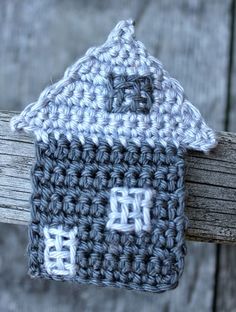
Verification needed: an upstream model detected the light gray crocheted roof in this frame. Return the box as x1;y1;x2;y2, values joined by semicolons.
11;20;216;151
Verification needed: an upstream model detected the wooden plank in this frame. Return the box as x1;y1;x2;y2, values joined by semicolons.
1;110;236;243
216;2;236;310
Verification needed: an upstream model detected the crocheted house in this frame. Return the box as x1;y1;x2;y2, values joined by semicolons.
11;20;216;293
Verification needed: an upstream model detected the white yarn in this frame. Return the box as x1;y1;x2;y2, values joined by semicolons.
44;225;77;277
106;187;154;233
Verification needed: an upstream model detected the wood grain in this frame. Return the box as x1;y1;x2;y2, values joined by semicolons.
0;110;235;244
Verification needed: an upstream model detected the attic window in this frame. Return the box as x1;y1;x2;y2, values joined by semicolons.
105;73;154;114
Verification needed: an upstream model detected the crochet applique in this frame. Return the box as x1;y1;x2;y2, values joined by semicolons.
10;20;216;293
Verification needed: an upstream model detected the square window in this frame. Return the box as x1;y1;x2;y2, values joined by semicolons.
106;187;154;233
44;225;77;276
105;74;154;114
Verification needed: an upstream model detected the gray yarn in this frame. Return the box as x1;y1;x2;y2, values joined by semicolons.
105;73;154;114
10;19;217;293
29;135;187;293
11;20;216;152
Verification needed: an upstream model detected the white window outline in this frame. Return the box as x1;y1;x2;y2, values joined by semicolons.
106;187;154;233
44;225;77;277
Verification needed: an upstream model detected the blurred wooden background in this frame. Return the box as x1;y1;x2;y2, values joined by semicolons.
0;1;235;311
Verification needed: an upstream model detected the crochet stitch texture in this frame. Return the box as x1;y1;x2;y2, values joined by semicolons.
11;20;216;293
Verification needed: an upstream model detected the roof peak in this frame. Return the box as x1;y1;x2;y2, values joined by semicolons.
10;20;216;152
107;19;135;42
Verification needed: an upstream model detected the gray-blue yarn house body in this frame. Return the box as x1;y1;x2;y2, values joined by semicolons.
11;20;216;293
